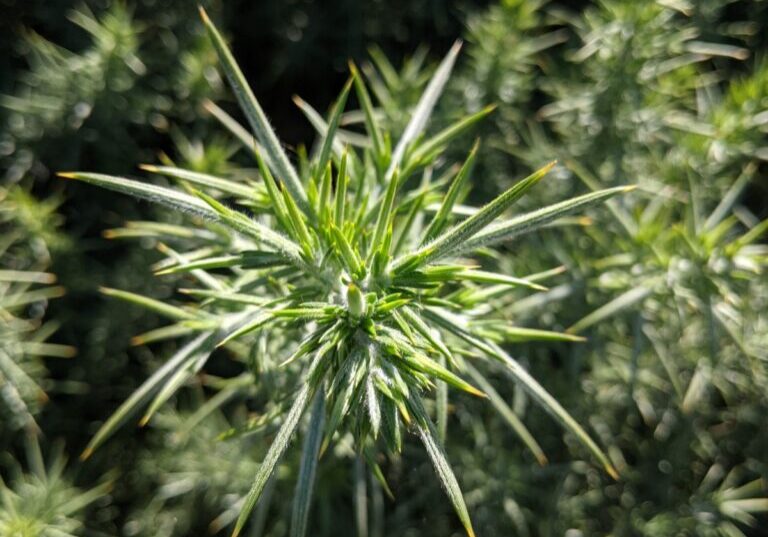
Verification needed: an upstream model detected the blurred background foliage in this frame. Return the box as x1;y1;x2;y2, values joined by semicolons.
1;0;766;535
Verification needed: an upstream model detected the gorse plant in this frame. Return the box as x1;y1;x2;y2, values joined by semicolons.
0;186;74;436
59;8;634;536
453;1;768;534
0;437;110;537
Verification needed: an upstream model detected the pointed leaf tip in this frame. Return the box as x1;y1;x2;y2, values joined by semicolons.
80;447;93;461
198;5;210;23
138;164;159;172
56;172;77;179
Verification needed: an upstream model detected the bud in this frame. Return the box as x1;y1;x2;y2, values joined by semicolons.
346;283;366;319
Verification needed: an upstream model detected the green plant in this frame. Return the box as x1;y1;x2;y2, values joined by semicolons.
0;436;110;537
1;2;221;182
451;1;768;534
0;186;74;437
58;8;634;536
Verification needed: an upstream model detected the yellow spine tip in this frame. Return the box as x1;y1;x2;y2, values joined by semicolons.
623;184;639;192
56;172;77;179
536;454;549;466
138;164;159;172
606;465;620;481
80;448;93;461
198;5;209;23
291;94;304;105
129;337;144;347
98;286;112;295
102;230;116;239
138;415;150;427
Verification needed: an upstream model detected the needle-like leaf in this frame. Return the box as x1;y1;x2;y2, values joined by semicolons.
290;393;325;537
233;376;322;537
199;7;308;211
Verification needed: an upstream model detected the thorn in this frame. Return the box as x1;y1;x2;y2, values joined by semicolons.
80;447;93;461
198;5;210;24
606;464;620;481
623;184;639;192
56;172;77;179
138;415;150;427
138;164;159;172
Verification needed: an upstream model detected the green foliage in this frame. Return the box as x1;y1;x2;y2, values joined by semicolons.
0;186;73;436
59;8;633;535
0;438;110;537
448;0;768;535
1;2;221;181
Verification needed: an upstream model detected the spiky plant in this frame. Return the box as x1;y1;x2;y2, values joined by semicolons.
0;436;111;537
454;1;768;534
0;186;74;436
1;2;221;182
58;8;633;536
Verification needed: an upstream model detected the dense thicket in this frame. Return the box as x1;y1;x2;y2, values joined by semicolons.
1;1;766;536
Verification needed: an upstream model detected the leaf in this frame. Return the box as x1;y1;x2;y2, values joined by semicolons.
422;141;478;243
57;172;217;219
139;165;256;199
81;333;215;459
366;375;382;437
99;287;199;320
233;377;321;537
349;61;384;159
140;337;213;425
411;398;476;537
156;252;288;275
199;7;308;212
194;190;306;264
425;307;618;479
290;393;325;537
369;169;399;258
460;185;634;251
334;151;348;228
455;269;547;291
394;161;555;272
496;326;586;343
202;99;272;165
704;163;755;231
463;362;547;465
0;270;56;283
316;78;353;177
330;224;364;276
388;41;462;178
407;107;494;171
567;285;654;334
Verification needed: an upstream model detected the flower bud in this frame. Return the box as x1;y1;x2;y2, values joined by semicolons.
346;283;366;319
